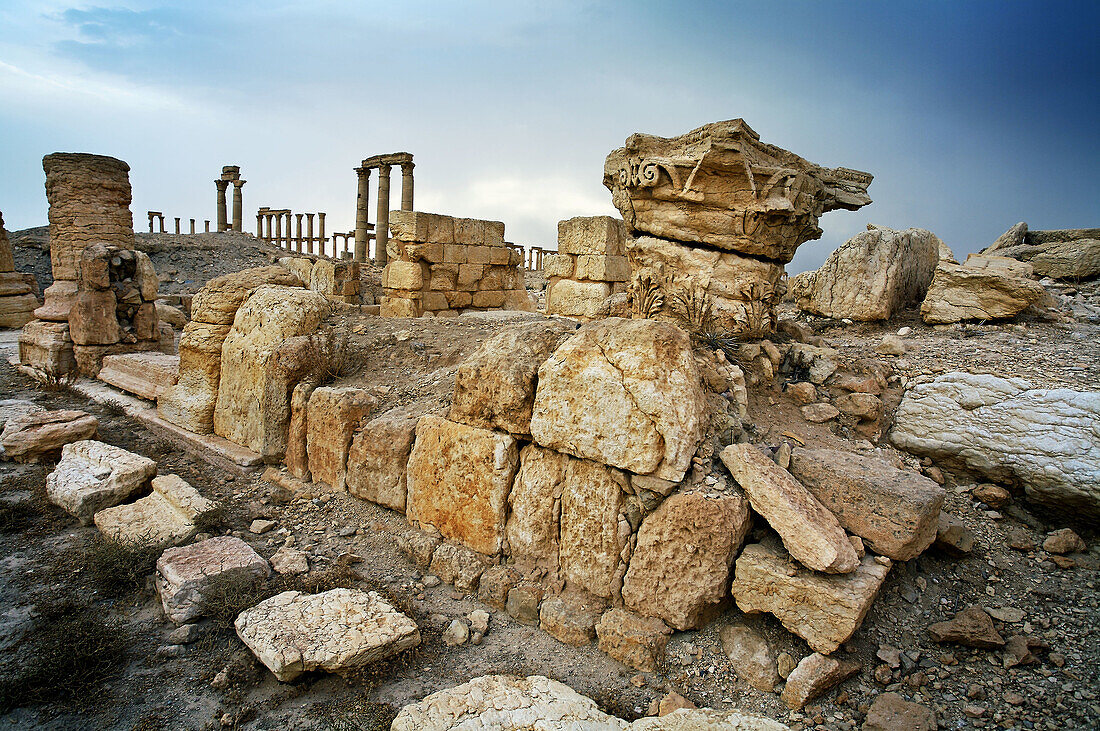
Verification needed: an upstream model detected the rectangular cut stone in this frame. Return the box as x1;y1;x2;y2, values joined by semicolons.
405;416;518;555
445;291;472;309
0;293;37;329
306;387;377;492
346;404;423;512
157;321;232;434
388;211;455;244
454;218;505;247
94;473;215;546
558;216;627;257
420;291;448;312
46;439;157;524
403;242;445;263
457;264;484;291
18;320;75;375
382;261;427;291
381;296;421;318
98;352;179;401
544;254;575;279
505;445;567;569
559;456;628;598
732;542;890;654
157;536;270;624
429;264;459;291
789;447;945;561
235;588;421;682
489;247;512;265
575;255;630;282
443;244;467;264
545;279;610;319
471;290;505;309
720;444;858;574
466;246;492;265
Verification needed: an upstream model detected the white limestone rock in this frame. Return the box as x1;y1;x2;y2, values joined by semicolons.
234;588;420;682
46;440;156;524
94;473;215;546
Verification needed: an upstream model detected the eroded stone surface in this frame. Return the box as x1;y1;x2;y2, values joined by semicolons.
539;594;602;647
190;266;303;325
98;352;179;401
891;372;1100;518
46;439;156;524
788;447;944;561
235;588;420;682
1;410;97;463
719;622;781;693
780;652;860;710
732;542;890;654
406;416;518;555
94;473;215;545
622;489;750;630
345;404;424;512
920;261;1047;324
531;318;706;482
157;321;233;433
721;444;858;574
596;608;672;672
306;386;376;491
156;535;269;624
632;708;789;730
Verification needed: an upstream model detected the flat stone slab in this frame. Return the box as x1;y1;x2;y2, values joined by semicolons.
97;352;179;401
235;588;421;682
1;409;97;463
46;439;156;524
94;473;216;546
156;535;270;624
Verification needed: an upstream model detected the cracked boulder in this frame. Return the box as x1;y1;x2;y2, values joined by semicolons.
919;260;1047;324
530;318;706;483
46;439;156;524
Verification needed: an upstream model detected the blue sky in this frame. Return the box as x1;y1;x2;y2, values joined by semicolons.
1;1;1096;272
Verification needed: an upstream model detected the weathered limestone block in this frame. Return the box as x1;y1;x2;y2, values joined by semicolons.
345;404;424;511
719;622;781;692
891;372;1100;518
622;489;751;630
791;225;944;320
235;588;420;682
963;253;1035;278
559;456;629;598
305;386;376;491
0;410;97;463
406;416;519;555
780;653;861;710
18;320;76;375
454;218;506;247
390;211;457;244
286;381;316;480
69;289;120;345
625;235;785;337
732;542;891;654
0;272;32;297
73;340;158;378
34;280;79;322
391;675;627;731
156;322;232;433
477;565;521;609
920;261;1047;324
596;608;672;672
42;153;134;283
531;318;706;483
720;444;858;574
505;444;568;569
0;293;37;329
156;536;270;624
97;352;179;401
575;255;629;282
213;285;330;457
546;279;611;319
449;320;577;436
539;594;602;646
558;216;628;257
544;254;575;279
190;266;303;325
984;225;1100;280
382;261;427;291
395;526;442;570
0;212;37;327
46;439;156;524
0;400;43;431
603;119;872;263
632;709;789;730
154;301;186;329
788;447;944;561
94;474;215;546
381;295;420;318
278;256;314;287
429;541;491;592
309;259;359;300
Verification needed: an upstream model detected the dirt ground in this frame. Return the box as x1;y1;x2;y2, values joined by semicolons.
0;235;1097;730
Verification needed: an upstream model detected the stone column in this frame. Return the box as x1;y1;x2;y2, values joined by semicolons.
274;214;282;248
215;180;229;232
354;167;371;263
256;213;263;238
286;213;293;249
231;180;245;232
190;219;196;234
205;220;211;233
174;217;180;234
148;213;154;233
375;165;391;265
158;215;165;233
265;214;274;242
400;161;414;211
295;213;304;253
318;213;326;256
306;214;315;254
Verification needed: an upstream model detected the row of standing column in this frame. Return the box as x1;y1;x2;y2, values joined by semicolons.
147;212;211;234
354;160;414;265
257;211;327;254
526;247;547;270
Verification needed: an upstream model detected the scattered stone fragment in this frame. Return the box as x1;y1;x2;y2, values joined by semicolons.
719;622;780;692
1;410;98;463
622;489;751;630
786;382;817;405
657;691;695;716
469;609;490;636
539;594;602;647
732;542;890;654
971;483;1011;508
394;526;441;570
429;541;490;593
874;335;906;356
167;623;204;646
442;618;469;646
927;606;1005;649
390;674;628;730
477;565;521;610
1005;528;1036;551
777;652;797;679
235;588;420;681
721;444;858;574
933;512;974;556
780;652;860;710
506;582;544;626
833;392;883;421
1002;634;1042;668
270;545;309;575
596;608;672;672
1042;528;1086;554
46;439;156;524
250;518;275;534
800;403;840;423
788;447;944;561
94;473;215;546
862;692;936;731
156;536;270;624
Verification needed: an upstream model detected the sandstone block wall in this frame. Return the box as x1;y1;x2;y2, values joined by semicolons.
0;210;38;328
380;211;534;317
277;256;362;305
544;216;630;320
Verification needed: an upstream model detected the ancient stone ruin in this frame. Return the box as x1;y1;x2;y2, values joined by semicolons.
0;211;39;328
604;119;872;336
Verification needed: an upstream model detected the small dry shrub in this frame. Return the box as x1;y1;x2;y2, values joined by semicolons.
83;533;165;598
192;503;230;534
35;362;77;391
0;600;127;713
0;501;37;533
306;315;354;384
